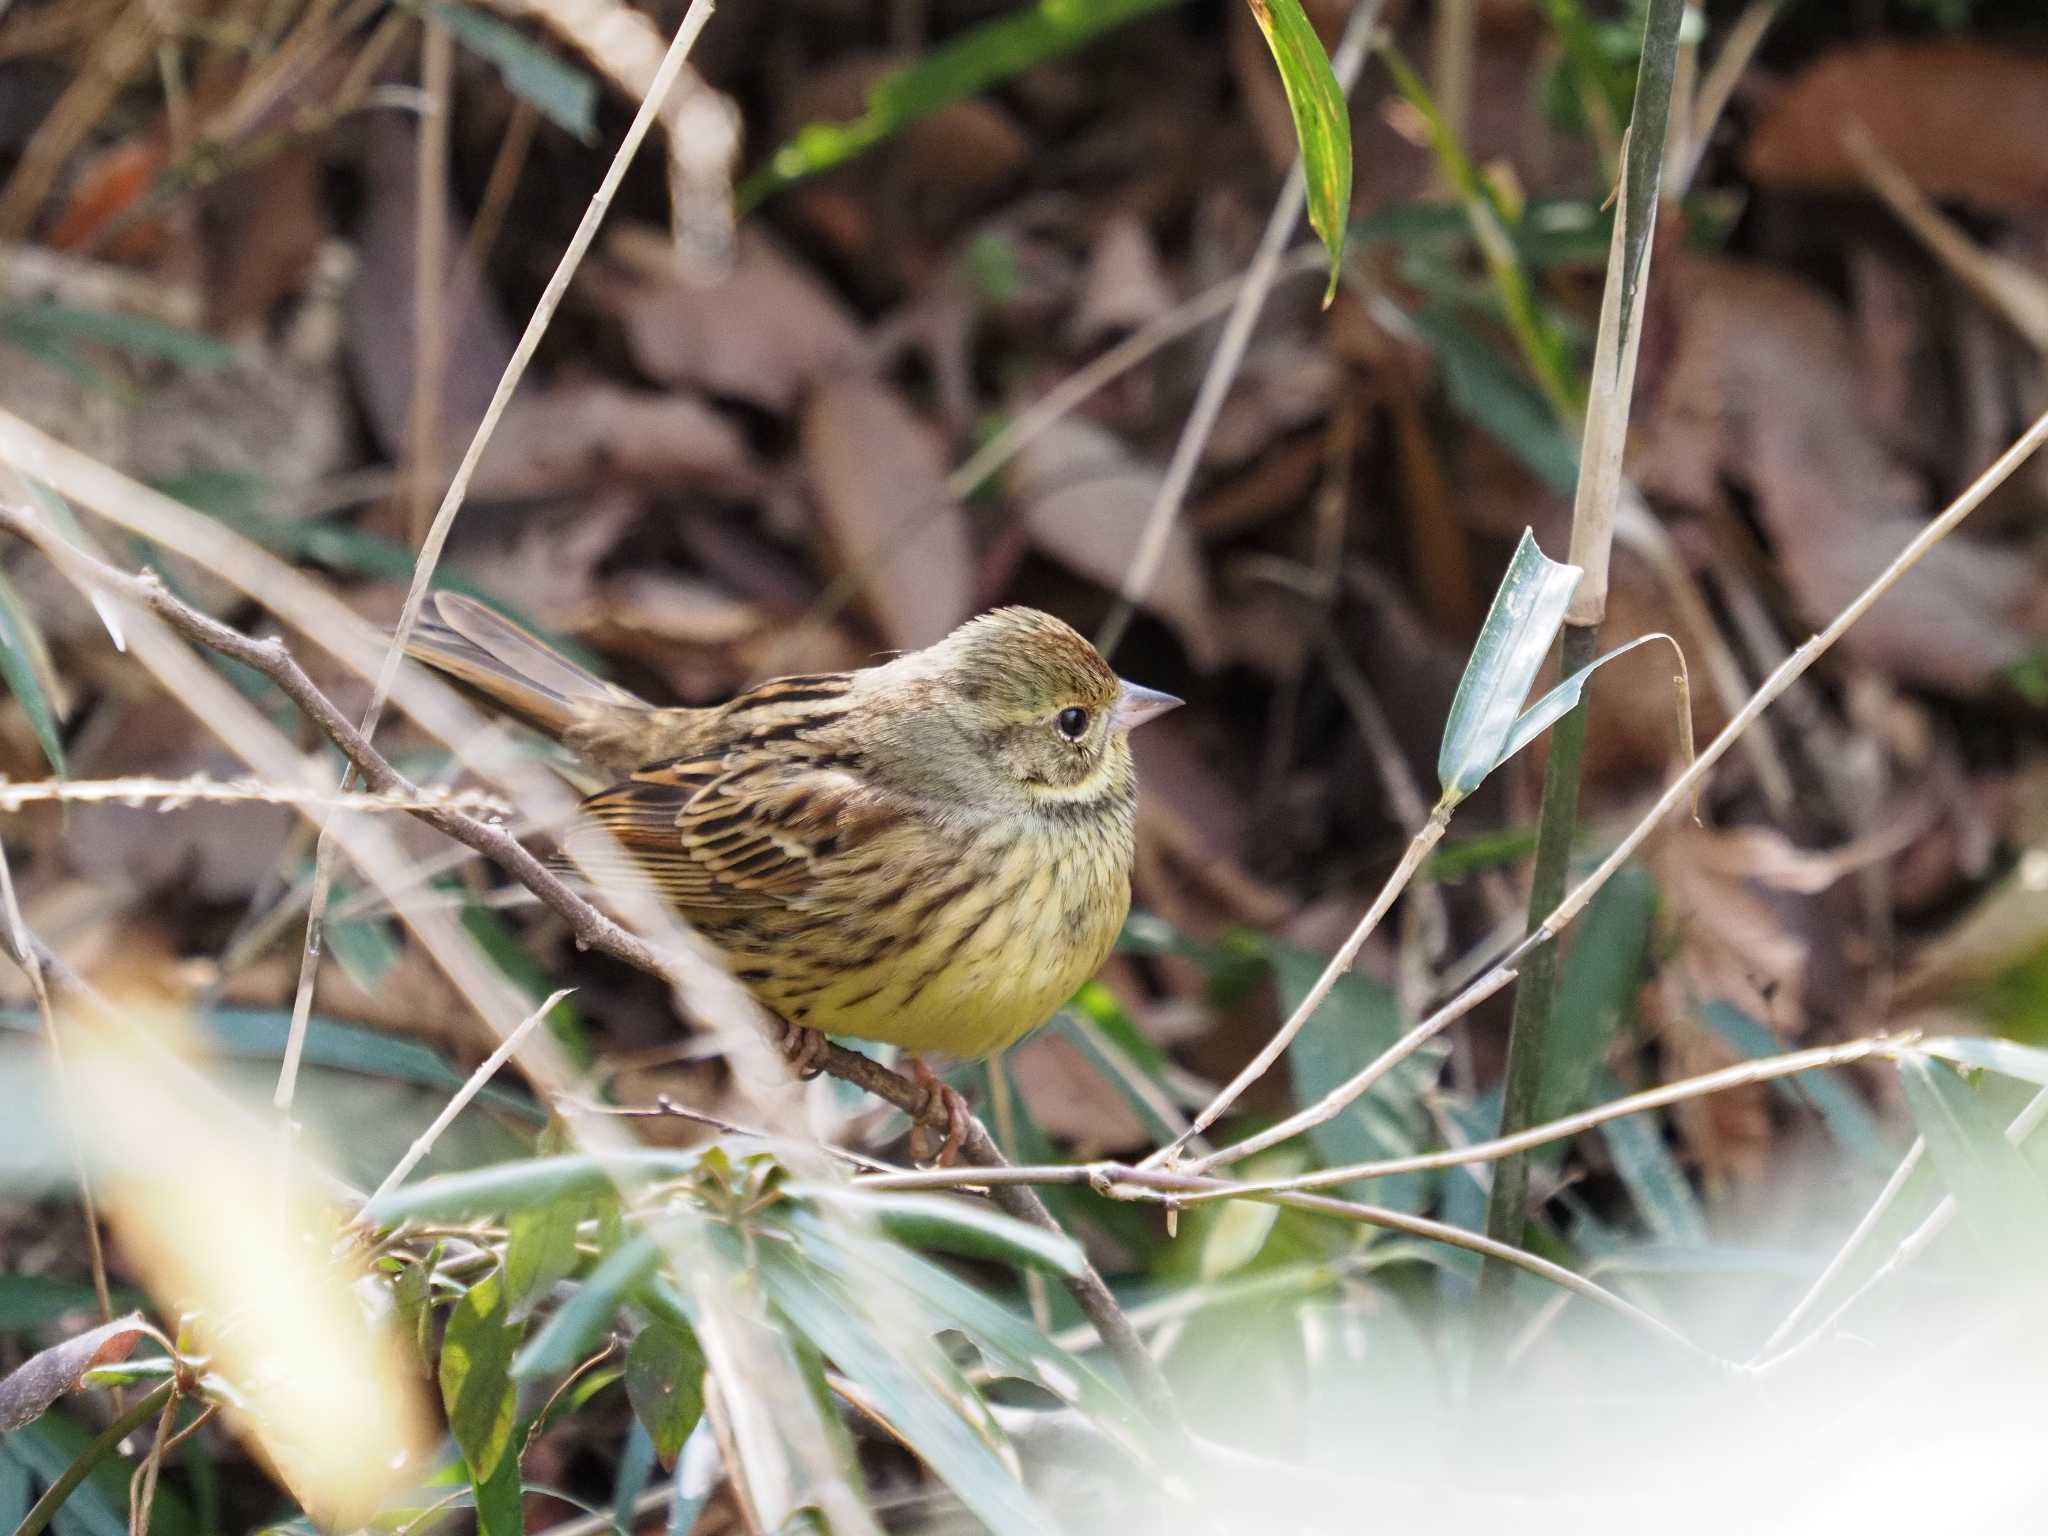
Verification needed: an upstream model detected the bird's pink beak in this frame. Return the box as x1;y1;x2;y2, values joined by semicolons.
1111;680;1183;733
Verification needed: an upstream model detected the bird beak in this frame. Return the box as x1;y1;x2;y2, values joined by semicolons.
1111;680;1183;733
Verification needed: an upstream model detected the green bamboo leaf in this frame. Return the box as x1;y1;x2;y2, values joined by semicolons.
504;1199;586;1323
1497;631;1689;774
1897;1053;2048;1261
1244;0;1352;301
1539;865;1656;1130
756;1254;1052;1536
798;1187;1083;1276
0;564;67;778
1436;528;1583;803
740;0;1183;210
364;1151;701;1225
440;1269;520;1486
513;1230;663;1380
625;1321;707;1467
1922;1036;2048;1088
432;3;597;142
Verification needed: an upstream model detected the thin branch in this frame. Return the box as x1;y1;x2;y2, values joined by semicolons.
1144;799;1453;1168
368;988;572;1207
854;1161;1721;1367
0;776;515;815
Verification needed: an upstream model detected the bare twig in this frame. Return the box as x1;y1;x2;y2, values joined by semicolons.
368;989;572;1206
0;776;514;815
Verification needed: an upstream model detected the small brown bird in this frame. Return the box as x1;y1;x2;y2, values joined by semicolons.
408;595;1180;1157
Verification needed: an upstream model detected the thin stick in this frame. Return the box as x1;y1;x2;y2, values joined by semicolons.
368;989;572;1206
0;776;514;815
1673;0;1778;196
1187;1036;1906;1198
407;13;454;545
1096;0;1385;658
1143;799;1452;1168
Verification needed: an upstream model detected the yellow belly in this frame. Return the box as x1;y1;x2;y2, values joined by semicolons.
750;830;1128;1059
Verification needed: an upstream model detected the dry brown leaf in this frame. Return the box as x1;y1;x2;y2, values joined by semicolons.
344;113;516;457
1647;825;1811;1041
1006;416;1222;668
799;377;974;650
1746;42;2048;212
475;380;759;502
1635;254;2040;693
595;224;861;412
0;1314;153;1432
1007;1030;1147;1152
1069;213;1174;348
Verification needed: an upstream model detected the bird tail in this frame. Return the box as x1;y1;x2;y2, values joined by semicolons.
407;591;646;740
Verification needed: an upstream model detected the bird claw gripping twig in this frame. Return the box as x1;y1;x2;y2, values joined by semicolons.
909;1057;969;1166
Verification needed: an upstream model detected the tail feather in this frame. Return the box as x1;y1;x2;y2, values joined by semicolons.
408;592;646;740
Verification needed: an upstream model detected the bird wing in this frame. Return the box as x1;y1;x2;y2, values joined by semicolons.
561;671;886;914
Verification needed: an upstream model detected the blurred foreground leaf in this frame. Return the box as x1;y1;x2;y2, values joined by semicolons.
432;3;597;141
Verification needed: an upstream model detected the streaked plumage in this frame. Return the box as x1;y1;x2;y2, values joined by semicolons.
409;595;1177;1060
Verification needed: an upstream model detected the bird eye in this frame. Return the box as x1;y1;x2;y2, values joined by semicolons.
1056;706;1090;741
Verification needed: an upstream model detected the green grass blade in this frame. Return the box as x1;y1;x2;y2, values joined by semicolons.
0;564;66;777
1245;0;1352;301
739;0;1183;210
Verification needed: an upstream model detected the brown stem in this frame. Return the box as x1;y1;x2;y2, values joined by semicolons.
0;504;1178;1429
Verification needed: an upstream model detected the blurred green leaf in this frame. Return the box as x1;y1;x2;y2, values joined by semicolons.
0;301;233;372
515;1230;663;1380
1269;940;1442;1213
432;3;596;141
0;1448;30;1530
625;1322;707;1467
0;1277;140;1334
801;1187;1083;1276
441;1268;520;1485
1898;1054;2048;1261
1243;0;1351;300
1705;1003;1893;1173
0;564;67;778
740;0;1182;209
1538;865;1656;1130
1436;528;1582;802
1408;305;1580;495
1593;1068;1706;1246
368;1152;702;1226
505;1198;586;1323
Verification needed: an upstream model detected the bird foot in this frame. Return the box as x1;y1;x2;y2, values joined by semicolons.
777;1019;829;1080
909;1057;970;1167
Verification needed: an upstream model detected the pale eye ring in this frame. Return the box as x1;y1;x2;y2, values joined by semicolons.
1056;706;1090;741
